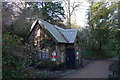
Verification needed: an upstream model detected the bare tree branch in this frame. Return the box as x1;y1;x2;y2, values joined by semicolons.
63;0;83;27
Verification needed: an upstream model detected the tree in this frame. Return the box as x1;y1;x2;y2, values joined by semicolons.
87;2;118;51
2;1;65;39
27;2;65;25
63;0;82;28
2;2;14;32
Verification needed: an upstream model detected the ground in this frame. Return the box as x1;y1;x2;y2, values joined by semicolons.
62;58;117;78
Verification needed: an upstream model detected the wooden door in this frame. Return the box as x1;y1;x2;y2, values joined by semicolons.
66;48;76;68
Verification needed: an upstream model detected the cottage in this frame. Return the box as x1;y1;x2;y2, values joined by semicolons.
28;16;80;68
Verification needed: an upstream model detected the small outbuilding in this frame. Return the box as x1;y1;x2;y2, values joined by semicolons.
28;16;80;68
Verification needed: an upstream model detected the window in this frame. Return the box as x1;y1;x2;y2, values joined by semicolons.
39;51;48;60
39;48;48;60
36;29;40;37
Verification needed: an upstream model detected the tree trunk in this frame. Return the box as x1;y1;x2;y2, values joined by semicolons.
99;42;102;51
99;39;102;51
68;0;71;28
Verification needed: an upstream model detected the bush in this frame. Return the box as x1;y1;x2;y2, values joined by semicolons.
2;32;21;44
10;19;31;39
2;32;29;78
39;72;49;79
2;32;21;54
35;60;56;69
50;63;66;71
82;49;114;60
2;53;29;78
109;61;120;79
34;60;66;71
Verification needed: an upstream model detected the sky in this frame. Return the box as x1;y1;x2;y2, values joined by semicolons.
75;1;90;27
62;0;90;28
7;0;90;28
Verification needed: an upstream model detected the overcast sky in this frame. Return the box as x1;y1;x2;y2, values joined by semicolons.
62;0;90;27
75;1;90;27
7;0;90;28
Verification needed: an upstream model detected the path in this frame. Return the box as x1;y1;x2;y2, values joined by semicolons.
62;58;117;78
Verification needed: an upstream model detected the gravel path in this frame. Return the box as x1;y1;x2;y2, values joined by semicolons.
62;58;117;78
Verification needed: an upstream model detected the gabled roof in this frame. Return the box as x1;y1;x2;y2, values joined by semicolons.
36;17;67;43
28;16;78;43
55;26;78;43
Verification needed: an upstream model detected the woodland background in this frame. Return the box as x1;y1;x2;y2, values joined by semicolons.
2;0;120;78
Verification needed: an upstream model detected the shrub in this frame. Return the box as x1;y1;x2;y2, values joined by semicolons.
39;72;49;79
2;53;29;78
109;61;120;79
34;60;66;71
10;19;31;39
2;32;21;44
35;60;56;69
82;49;114;60
2;32;21;54
50;63;66;71
2;32;29;78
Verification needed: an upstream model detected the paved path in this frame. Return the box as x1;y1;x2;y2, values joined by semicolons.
63;58;117;78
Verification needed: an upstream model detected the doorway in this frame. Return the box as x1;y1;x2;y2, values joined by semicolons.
66;48;76;68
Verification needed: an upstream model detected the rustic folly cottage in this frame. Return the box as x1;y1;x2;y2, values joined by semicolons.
28;16;80;68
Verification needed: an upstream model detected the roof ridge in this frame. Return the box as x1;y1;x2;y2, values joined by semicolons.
58;30;69;43
28;16;77;43
54;25;70;43
54;25;78;43
37;17;67;43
